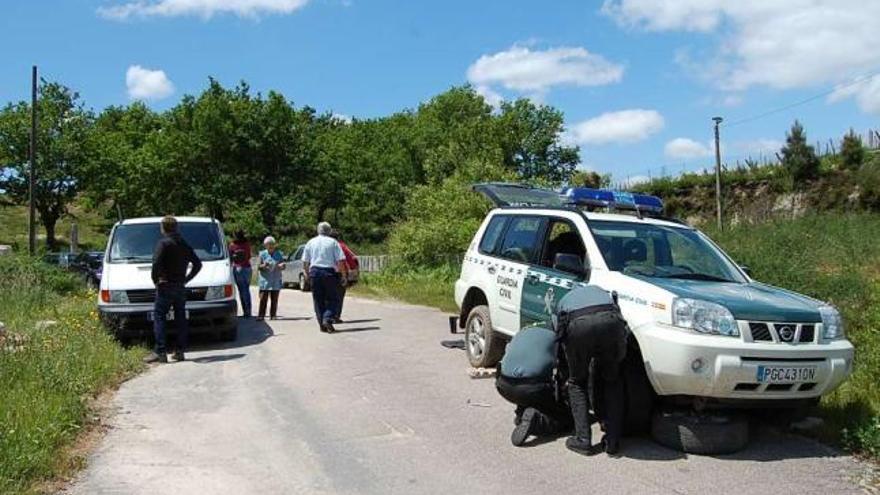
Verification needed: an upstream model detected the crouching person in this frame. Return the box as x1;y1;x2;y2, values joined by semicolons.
555;285;628;457
495;325;572;446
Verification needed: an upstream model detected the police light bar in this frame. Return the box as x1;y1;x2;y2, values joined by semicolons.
561;187;664;214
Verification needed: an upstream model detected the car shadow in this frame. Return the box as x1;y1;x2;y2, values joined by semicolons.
188;318;277;351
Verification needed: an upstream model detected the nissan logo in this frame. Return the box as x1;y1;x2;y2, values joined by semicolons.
778;325;795;342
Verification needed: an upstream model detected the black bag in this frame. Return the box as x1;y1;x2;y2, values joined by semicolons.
231;249;247;263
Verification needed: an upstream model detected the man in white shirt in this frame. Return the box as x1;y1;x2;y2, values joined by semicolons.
302;222;348;333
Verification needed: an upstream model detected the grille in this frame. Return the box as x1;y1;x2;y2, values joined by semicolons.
126;288;208;303
799;325;815;343
749;322;773;341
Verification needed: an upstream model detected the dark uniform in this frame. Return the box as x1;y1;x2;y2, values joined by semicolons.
555;285;628;456
151;230;202;360
495;325;572;446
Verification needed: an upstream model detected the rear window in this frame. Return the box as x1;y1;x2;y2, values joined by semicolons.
108;222;225;263
479;215;509;254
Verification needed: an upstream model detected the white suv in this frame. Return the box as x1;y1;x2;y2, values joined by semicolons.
455;184;853;428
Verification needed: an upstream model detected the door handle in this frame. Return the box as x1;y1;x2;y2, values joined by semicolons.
487;265;497;275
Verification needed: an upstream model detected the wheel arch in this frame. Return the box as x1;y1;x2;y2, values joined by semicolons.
459;286;489;328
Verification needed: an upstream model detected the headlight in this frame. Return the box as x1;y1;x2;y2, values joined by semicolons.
101;290;129;304
819;306;845;339
672;298;739;337
205;285;233;300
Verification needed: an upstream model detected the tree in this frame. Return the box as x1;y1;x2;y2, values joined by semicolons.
569;170;610;188
780;120;820;183
0;81;94;248
840;129;865;170
497;98;580;183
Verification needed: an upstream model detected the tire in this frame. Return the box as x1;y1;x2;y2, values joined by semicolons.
218;324;238;342
651;409;749;455
299;274;310;292
464;305;505;368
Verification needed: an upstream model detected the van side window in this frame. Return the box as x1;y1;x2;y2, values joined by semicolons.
497;216;546;263
539;219;587;273
479;215;509;255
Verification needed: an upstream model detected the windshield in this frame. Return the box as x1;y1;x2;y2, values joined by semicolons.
588;220;745;283
108;222;225;263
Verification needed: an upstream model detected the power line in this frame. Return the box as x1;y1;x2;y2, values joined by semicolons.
724;67;880;128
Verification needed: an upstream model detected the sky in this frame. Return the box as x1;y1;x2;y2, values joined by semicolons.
1;0;879;184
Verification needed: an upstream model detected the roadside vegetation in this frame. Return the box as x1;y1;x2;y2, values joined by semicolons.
353;263;459;313
0;255;142;494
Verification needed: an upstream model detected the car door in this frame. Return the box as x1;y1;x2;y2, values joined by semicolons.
520;218;589;328
489;215;547;334
284;246;305;283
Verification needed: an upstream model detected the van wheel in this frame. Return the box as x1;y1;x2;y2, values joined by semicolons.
464;305;504;368
299;274;310;292
651;409;749;455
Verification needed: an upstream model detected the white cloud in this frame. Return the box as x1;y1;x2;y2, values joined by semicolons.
475;85;504;108
332;113;352;123
126;65;175;101
664;138;712;159
466;45;624;96
829;75;880;115
602;1;880;96
567;109;664;145
99;0;309;20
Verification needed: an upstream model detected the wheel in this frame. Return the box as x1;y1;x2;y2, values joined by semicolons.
299;273;310;292
651;409;749;455
464;305;505;368
218;324;238;342
622;346;655;435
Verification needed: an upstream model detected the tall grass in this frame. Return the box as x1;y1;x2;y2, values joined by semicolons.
707;213;880;457
0;255;143;494
354;262;459;313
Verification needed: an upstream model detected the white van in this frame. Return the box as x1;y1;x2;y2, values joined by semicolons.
97;217;238;342
455;184;853;432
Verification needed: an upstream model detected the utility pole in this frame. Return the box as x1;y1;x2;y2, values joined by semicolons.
28;66;37;255
712;116;723;231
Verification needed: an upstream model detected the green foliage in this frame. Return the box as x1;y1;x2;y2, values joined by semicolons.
707;214;880;457
569;170;610;188
840;129;865;170
780;120;820;183
497;99;579;183
354;262;459;313
0;255;142;493
0;82;95;248
857;154;880;208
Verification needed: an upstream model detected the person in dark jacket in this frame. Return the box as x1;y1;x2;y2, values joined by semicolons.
495;325;572;446
555;285;628;457
146;216;202;363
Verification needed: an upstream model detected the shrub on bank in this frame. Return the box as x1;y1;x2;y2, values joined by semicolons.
0;255;142;494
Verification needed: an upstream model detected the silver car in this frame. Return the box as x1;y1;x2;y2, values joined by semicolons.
282;245;310;291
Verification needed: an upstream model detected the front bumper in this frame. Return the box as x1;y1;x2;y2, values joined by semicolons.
98;299;237;338
637;323;854;401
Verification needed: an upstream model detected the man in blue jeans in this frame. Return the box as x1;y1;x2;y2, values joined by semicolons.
302;221;347;333
146;216;202;363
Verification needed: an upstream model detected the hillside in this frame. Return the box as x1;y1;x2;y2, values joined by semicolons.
0;201;111;252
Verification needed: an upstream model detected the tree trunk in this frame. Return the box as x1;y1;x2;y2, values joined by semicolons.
44;218;57;251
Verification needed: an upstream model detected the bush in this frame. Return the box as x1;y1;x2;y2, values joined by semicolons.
0;255;142;494
840;130;865;171
780;120;820;184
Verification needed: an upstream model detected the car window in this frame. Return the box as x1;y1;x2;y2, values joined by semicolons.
109;222;226;263
478;215;509;255
540;219;586;272
589;220;744;283
497;216;546;263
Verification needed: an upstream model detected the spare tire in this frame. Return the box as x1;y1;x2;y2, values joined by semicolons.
651;409;749;455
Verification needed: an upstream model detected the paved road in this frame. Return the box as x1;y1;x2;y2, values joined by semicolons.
67;290;870;495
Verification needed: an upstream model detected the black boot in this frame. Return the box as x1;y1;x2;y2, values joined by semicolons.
511;408;537;446
565;436;598;456
143;352;167;364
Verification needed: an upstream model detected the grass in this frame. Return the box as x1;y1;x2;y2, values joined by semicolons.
352;263;459;313
0;202;112;253
706;213;880;458
0;255;143;494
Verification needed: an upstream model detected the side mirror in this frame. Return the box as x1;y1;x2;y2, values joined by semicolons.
554;253;588;280
740;265;752;276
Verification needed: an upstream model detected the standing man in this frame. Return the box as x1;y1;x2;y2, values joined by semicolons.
555;285;628;457
229;230;253;318
147;216;202;363
302;222;347;333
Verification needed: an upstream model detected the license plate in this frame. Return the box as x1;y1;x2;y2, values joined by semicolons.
756;365;817;383
147;310;188;321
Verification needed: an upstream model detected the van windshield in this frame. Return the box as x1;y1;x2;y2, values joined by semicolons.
588;220;745;283
108;222;225;263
